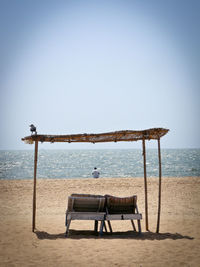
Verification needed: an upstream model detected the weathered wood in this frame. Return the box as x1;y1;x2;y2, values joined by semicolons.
67;196;105;212
156;138;162;233
106;214;142;220
106;195;137;214
67;212;106;220
32;140;38;232
65;211;142;235
22;128;169;144
142;139;149;231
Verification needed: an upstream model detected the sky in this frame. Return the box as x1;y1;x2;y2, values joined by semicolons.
0;0;200;150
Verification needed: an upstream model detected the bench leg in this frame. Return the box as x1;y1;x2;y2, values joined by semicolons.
65;212;69;226
131;220;137;231
137;220;141;233
94;220;98;232
99;220;104;236
65;219;71;237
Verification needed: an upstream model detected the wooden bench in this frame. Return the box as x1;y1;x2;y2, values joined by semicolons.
65;194;142;236
65;194;107;236
105;195;142;233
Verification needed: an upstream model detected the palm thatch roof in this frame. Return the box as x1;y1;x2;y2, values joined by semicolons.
22;128;169;144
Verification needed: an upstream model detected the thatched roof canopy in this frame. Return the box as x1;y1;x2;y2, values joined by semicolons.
22;128;169;144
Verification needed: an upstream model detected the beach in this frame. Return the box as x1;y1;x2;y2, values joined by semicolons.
0;177;200;267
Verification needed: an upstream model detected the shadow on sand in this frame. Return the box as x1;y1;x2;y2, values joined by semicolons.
35;230;194;241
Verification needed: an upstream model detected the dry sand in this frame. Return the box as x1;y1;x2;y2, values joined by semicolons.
0;177;200;267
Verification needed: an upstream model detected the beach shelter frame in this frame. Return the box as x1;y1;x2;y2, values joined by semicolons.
22;128;169;233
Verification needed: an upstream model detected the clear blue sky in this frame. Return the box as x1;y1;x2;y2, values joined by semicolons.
0;0;199;149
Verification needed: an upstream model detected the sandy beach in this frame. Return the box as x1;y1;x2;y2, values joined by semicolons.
0;177;200;266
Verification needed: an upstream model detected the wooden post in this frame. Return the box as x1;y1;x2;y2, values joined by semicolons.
156;138;162;233
142;139;149;231
32;140;38;232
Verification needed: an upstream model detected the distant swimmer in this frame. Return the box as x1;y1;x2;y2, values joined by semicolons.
92;167;100;178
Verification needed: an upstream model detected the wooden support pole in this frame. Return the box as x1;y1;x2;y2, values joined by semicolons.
156;138;162;233
32;140;38;232
142;139;149;231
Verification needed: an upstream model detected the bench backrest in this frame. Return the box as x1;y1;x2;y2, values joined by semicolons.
67;194;137;214
68;196;106;212
105;195;137;214
71;193;104;198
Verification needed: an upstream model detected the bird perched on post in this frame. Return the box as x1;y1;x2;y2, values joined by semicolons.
29;124;37;135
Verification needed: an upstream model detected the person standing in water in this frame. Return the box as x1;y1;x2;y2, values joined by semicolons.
92;167;100;178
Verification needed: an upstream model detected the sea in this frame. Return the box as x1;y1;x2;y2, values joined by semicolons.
0;149;200;180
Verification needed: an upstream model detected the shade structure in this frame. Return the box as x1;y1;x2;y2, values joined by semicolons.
22;127;169;233
22;128;168;144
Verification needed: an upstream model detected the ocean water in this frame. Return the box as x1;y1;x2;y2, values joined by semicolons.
0;149;200;180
